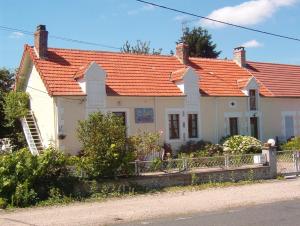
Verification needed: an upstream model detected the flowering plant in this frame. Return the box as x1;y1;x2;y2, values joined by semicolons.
223;135;262;155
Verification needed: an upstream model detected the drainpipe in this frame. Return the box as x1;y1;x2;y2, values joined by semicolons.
215;97;219;143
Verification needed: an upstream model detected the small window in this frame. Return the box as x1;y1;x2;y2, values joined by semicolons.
229;117;238;136
168;114;180;139
249;89;257;111
188;114;198;138
250;117;259;139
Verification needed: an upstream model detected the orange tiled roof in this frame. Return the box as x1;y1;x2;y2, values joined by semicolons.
19;45;300;97
247;61;300;97
170;67;188;82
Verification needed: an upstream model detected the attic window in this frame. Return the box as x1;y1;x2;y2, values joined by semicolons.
249;89;257;111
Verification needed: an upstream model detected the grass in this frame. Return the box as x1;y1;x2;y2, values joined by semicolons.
3;177;279;211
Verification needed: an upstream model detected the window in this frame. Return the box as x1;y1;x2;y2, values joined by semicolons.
284;115;294;140
249;89;257;111
188;114;198;138
113;112;126;126
229;117;238;136
168;114;180;139
250;117;259;139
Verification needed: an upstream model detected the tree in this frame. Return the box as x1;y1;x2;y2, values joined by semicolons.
0;68;14;137
178;27;221;58
121;40;162;55
77;112;134;178
0;68;27;150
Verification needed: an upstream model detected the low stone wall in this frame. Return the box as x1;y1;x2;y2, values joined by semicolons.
117;165;271;189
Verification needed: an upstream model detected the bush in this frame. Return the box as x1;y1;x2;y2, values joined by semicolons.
4;91;29;125
223;135;262;155
282;137;300;150
0;147;77;208
178;140;211;155
77;112;134;178
129;131;161;160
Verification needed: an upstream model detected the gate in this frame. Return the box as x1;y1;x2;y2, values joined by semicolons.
277;150;300;176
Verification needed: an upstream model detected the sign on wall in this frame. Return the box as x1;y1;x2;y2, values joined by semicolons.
135;108;154;123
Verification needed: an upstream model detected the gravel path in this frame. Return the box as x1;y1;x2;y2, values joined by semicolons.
1;179;300;226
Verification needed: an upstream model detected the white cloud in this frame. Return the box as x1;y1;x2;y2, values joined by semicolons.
127;3;155;15
173;15;191;22
9;31;24;39
241;39;263;48
201;0;297;28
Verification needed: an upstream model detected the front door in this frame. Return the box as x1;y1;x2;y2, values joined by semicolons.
250;117;259;139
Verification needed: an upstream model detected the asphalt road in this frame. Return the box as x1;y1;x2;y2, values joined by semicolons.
117;199;300;226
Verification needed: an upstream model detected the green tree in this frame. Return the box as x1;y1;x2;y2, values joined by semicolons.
121;40;162;55
4;91;29;125
178;27;221;58
77;112;134;178
0;68;27;150
0;68;15;137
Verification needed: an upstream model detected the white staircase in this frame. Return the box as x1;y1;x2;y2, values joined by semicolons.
21;111;43;155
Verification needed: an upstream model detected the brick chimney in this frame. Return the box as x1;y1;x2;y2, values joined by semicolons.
176;42;189;65
34;25;48;59
233;46;246;67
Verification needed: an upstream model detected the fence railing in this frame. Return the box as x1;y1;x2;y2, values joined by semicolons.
277;150;300;175
131;153;266;175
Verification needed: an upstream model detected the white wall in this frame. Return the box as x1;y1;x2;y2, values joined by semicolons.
25;65;56;147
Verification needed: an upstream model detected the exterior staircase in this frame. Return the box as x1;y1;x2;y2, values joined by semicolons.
21;111;43;155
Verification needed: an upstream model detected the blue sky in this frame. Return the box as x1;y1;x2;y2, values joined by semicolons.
1;0;300;69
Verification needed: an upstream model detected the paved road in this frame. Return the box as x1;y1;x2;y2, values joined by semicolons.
118;199;300;226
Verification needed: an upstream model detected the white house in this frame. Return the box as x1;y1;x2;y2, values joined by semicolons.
16;25;300;155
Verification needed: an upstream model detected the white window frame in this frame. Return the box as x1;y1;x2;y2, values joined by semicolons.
245;111;263;140
187;111;200;140
282;111;297;140
224;112;242;137
165;108;184;143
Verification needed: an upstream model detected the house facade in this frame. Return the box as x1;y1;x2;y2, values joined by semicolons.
16;25;300;155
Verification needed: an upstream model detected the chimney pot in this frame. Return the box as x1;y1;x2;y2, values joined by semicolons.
233;46;246;67
34;24;48;59
176;42;189;65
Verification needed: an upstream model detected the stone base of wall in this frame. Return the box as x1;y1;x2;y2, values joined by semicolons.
121;166;271;189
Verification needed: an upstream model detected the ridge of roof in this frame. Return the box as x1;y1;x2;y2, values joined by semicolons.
247;60;300;68
43;46;178;59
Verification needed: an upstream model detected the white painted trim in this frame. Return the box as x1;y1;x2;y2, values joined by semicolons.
224;112;242;137
281;111;297;140
246;111;263;140
186;110;201;141
165;108;184;143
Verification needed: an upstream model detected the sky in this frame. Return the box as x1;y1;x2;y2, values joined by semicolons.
1;0;300;69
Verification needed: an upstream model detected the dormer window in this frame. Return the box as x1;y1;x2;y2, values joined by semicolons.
249;89;257;111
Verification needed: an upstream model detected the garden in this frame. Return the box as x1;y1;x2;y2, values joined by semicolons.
1;89;300;208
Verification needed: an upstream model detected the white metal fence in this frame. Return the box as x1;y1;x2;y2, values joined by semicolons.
277;150;300;176
131;153;267;175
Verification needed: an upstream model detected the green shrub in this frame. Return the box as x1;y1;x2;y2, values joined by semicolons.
178;140;211;155
77;112;135;178
282;137;300;150
129;131;161;160
4;91;29;125
0;198;7;209
223;135;262;155
0;147;77;208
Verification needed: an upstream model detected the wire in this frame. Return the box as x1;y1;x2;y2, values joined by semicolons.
0;25;121;50
136;0;300;42
27;86;85;101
